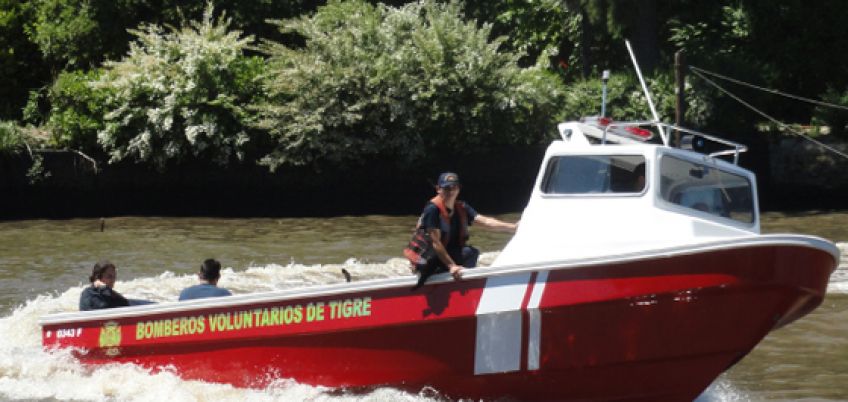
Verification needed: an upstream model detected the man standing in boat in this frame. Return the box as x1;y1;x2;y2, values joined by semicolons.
179;258;232;300
411;172;518;283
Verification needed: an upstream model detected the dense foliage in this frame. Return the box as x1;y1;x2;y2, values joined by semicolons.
0;0;49;120
813;88;848;137
94;5;265;169
256;0;565;170
22;0;316;71
560;72;712;126
0;120;24;153
462;0;572;68
40;69;111;151
2;0;848;174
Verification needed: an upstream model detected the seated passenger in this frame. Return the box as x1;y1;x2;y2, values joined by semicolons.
80;261;130;311
179;258;232;301
631;163;646;192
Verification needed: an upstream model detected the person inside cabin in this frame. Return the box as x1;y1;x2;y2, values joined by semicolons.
178;258;232;301
632;163;646;192
79;260;130;311
409;172;518;286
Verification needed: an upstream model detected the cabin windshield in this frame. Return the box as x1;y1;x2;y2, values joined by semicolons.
541;155;647;194
659;155;755;224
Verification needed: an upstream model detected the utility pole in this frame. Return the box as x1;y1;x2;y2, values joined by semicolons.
674;50;686;147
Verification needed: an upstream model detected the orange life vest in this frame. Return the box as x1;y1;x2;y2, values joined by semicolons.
428;196;468;248
403;196;468;265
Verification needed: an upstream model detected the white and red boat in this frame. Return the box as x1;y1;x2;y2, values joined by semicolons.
39;116;839;401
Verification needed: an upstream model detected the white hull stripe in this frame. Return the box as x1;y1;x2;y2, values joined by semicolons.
474;272;532;375
474;272;534;375
527;270;548;370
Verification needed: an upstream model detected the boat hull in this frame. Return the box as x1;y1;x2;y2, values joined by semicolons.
41;238;836;401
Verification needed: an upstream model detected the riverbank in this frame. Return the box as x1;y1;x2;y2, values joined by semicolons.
0;146;545;219
2;135;846;219
764;135;848;209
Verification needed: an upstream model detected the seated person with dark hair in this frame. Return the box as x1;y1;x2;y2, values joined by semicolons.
80;260;130;311
632;163;646;192
179;258;232;301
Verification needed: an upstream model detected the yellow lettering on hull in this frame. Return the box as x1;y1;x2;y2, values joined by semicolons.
133;297;371;340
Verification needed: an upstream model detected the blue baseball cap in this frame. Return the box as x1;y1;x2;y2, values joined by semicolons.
437;172;460;188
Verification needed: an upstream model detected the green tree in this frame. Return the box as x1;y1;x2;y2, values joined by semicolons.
812;88;848;138
667;1;848;131
560;72;712;126
465;0;665;81
44;69;111;151
24;0;314;71
741;0;848;122
0;0;50;120
9;0;314;122
462;0;573;68
0;120;24;153
25;0;145;71
94;4;266;169
256;0;565;171
666;3;763;132
149;0;317;46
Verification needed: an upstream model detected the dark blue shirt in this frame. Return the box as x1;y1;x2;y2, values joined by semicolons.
79;285;129;311
179;284;232;301
420;201;478;261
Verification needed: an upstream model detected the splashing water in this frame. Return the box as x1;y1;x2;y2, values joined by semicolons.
829;243;848;293
0;256;471;402
0;242;844;402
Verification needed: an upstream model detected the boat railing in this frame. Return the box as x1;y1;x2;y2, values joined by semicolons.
600;121;748;165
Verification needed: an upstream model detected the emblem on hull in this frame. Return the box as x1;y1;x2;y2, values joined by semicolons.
99;321;122;356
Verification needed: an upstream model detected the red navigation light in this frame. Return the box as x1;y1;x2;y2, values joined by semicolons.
625;126;652;138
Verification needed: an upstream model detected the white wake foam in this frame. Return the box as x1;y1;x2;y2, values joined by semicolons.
828;242;848;294
0;248;826;401
0;257;450;402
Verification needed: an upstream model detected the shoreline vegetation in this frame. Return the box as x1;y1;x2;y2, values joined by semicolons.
3;1;848;218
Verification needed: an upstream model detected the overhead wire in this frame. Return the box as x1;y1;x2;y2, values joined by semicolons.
690;66;848;111
689;66;848;161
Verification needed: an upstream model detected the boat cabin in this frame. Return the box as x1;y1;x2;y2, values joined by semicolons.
493;120;760;266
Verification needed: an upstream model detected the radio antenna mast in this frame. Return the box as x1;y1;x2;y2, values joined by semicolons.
625;39;667;143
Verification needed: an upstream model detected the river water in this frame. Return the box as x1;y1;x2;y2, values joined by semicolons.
0;211;845;401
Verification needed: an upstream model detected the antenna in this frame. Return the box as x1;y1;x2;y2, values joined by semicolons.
625;40;667;144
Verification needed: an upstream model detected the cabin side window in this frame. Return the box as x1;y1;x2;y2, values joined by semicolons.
659;155;754;223
541;155;647;194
